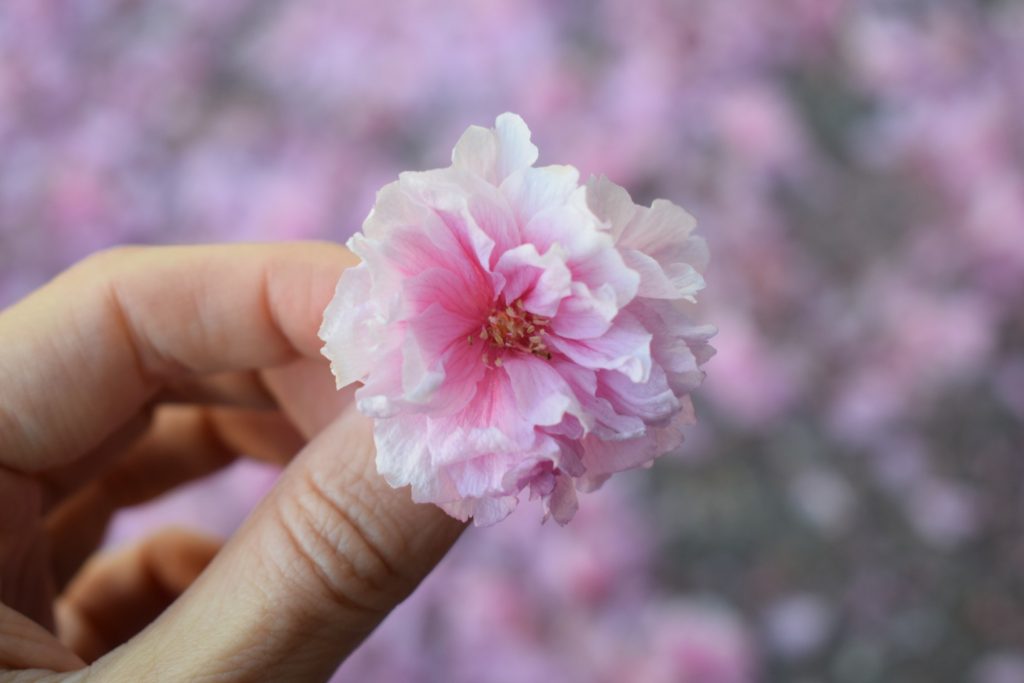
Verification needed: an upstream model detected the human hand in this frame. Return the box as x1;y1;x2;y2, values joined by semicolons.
0;243;465;681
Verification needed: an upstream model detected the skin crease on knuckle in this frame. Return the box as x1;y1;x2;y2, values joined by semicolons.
267;467;409;623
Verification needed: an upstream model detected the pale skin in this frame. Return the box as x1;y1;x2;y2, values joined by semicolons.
0;243;465;681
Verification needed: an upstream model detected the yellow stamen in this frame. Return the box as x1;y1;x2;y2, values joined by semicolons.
473;298;553;363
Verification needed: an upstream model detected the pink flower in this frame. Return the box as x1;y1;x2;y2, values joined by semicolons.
319;113;714;525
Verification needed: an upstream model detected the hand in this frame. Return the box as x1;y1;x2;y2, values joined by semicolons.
0;243;465;681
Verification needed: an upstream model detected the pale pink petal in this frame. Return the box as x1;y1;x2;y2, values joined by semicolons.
493;112;541;181
377;214;490;290
501;458;580;525
631;298;717;394
400;333;446;405
441;453;517;498
319;262;382;387
541;414;586;442
503;355;584;428
547;311;653;383
550;282;619;340
616;198;709;302
545;474;579;525
523;200;641;307
361;179;434;241
408;308;488;415
548;438;586;477
618;198;699;256
394;168;501;273
555;361;647;440
520;201;605;260
500;165;580;226
467;190;520;265
578;413;688;491
504;458;557;496
403;267;491;324
568;242;640;308
598;364;680;423
585;174;637;241
493;243;572;316
578;434;658;486
354;348;406;418
374;413;435;493
354;324;481;420
451;112;538;185
442;495;518;526
623;248;706;301
426;369;537;463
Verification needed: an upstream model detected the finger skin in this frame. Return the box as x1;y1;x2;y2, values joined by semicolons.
89;409;466;683
0;482;80;672
0;242;357;473
157;369;280;409
56;529;221;664
0;472;56;631
36;364;311;512
44;353;354;591
0;603;84;673
259;356;359;440
45;405;304;590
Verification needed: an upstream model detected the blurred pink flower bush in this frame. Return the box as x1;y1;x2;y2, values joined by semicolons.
334;480;754;683
2;0;1022;680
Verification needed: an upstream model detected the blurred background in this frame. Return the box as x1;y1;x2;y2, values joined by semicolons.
1;1;1023;681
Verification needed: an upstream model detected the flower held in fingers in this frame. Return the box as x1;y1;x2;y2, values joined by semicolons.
320;113;714;526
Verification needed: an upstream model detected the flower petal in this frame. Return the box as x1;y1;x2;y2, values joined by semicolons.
631;298;717;395
500;164;580;227
550;282;618;340
623;248;706;301
545;473;579;525
598;364;679;424
426;368;538;463
618;198;698;256
503;355;583;428
451;112;539;185
468;190;520;265
494;243;572;316
547;311;653;382
585;175;637;241
523;200;640;308
374;413;435;492
407;303;487;414
579;411;690;489
319;262;386;388
616;198;709;304
403;267;490;323
441;495;518;526
555;360;646;440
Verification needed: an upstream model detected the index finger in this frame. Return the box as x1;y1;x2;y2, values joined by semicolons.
0;242;356;472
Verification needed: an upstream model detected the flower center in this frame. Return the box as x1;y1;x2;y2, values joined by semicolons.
470;298;551;366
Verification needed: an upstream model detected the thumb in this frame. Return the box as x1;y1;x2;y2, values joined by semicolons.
88;408;465;682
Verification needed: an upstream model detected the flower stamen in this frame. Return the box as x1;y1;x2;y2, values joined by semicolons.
475;298;552;363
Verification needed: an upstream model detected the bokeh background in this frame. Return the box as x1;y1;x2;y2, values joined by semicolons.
2;1;1023;681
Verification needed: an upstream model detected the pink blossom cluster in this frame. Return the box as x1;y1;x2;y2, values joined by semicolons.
320;113;713;525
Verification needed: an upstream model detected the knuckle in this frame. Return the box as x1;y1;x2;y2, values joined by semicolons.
270;470;408;617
